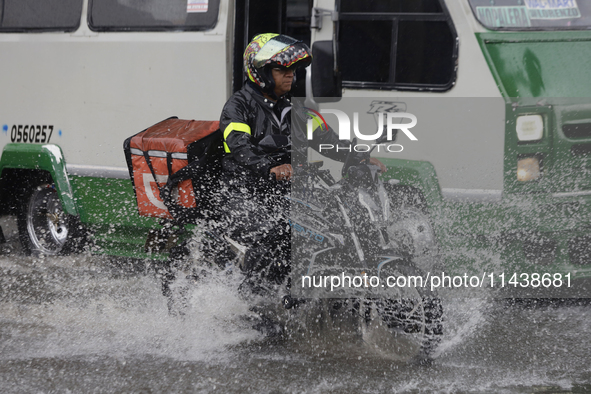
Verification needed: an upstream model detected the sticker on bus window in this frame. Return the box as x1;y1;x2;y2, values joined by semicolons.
524;0;581;19
187;0;208;13
476;7;532;28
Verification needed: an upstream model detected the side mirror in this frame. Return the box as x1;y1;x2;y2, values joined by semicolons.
376;133;389;145
311;41;342;101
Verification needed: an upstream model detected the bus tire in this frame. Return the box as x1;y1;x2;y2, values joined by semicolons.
17;183;83;256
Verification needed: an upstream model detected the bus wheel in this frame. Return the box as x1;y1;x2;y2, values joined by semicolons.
17;184;70;256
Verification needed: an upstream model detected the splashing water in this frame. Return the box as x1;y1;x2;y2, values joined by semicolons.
1;242;590;392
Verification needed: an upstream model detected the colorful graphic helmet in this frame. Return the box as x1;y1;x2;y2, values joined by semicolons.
244;33;312;96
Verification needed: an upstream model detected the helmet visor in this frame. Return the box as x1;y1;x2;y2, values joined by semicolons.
253;35;300;69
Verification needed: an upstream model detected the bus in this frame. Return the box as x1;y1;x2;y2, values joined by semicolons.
1;0;590;293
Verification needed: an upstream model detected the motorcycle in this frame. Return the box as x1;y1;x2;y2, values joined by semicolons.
157;134;444;361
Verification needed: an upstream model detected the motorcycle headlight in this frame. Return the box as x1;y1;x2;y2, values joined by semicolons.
516;115;544;142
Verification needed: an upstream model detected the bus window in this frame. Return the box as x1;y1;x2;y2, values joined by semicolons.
285;0;312;45
0;0;82;32
337;0;457;91
340;0;442;13
469;0;591;30
88;0;220;31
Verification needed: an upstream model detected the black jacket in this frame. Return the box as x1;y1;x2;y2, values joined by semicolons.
219;82;354;182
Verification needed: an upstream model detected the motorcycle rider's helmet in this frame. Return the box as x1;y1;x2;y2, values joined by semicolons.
243;33;312;97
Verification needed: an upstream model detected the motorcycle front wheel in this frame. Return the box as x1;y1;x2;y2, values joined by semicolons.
359;257;444;361
359;295;443;362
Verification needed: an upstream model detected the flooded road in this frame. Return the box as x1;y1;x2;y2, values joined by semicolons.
1;218;590;393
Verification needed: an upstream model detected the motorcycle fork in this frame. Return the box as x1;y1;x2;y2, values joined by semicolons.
335;196;366;267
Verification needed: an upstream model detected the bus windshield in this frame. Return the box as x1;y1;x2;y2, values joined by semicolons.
469;0;591;30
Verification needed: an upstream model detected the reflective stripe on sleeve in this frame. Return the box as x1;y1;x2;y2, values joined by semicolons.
223;122;252;153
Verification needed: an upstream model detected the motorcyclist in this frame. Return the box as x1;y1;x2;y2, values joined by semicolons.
219;33;383;285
